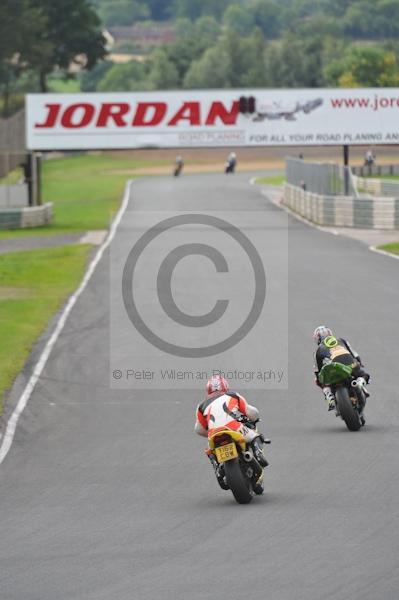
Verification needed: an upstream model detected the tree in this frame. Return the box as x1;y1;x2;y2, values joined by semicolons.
194;16;221;44
265;33;326;87
23;0;107;92
140;0;172;20
295;14;343;39
183;28;269;89
0;0;47;114
221;30;265;88
325;45;399;87
251;0;283;38
0;0;23;115
80;60;114;91
379;0;399;37
97;1;149;26
183;46;231;88
147;49;180;89
163;33;210;84
174;17;197;41
97;59;149;91
223;4;255;36
239;29;269;87
343;1;383;39
172;0;231;21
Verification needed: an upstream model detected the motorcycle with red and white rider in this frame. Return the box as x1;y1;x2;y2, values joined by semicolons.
195;375;270;501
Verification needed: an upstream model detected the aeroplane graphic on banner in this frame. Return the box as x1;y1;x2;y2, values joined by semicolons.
238;95;324;121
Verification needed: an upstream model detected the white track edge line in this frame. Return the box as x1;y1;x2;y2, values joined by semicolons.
0;180;133;464
369;246;399;260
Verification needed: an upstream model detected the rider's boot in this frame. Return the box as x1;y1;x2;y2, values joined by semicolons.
323;386;336;411
356;377;370;398
251;436;268;468
252;471;264;495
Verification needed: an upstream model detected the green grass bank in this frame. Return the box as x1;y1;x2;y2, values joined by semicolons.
378;242;399;256
255;175;285;185
0;153;142;239
0;245;91;413
0;153;137;413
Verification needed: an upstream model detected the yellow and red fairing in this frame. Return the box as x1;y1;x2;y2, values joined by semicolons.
207;426;247;452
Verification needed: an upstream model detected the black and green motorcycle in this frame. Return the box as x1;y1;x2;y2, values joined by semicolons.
319;361;367;431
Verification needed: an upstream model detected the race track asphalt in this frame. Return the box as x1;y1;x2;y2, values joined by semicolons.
1;174;398;600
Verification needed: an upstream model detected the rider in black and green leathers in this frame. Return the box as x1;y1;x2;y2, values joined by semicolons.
313;326;370;410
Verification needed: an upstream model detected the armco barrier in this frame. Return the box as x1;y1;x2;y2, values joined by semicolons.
0;183;29;208
0;202;53;230
0;110;25;178
283;184;399;230
352;175;399;197
352;164;399;178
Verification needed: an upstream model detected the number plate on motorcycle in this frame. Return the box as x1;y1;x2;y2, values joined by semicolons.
215;443;238;463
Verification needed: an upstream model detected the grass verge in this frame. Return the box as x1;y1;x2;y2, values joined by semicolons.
0;153;150;239
363;174;399;180
255;175;285;185
378;242;399;256
0;153;139;415
0;245;92;413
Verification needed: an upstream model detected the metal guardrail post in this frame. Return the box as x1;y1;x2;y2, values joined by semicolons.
36;153;42;206
343;145;349;196
31;152;38;206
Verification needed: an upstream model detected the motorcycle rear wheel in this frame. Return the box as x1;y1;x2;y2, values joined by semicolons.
224;458;253;504
336;387;362;431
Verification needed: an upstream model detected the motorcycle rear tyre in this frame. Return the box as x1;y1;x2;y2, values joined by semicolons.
336;387;362;432
224;459;253;504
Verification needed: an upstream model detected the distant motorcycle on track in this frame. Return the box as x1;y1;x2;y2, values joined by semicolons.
225;152;236;174
173;156;184;177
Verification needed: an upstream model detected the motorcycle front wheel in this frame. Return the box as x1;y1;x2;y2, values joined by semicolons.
224;458;253;504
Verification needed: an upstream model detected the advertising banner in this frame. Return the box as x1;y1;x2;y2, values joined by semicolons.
26;88;399;150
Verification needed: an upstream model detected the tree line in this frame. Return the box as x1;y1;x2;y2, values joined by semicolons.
94;0;399;41
2;0;399;117
83;10;399;93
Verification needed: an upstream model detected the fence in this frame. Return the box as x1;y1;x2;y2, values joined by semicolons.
351;164;399;177
286;157;357;196
0;203;52;230
352;175;399;197
283;184;399;230
0;183;28;207
0;110;26;178
0;109;46;224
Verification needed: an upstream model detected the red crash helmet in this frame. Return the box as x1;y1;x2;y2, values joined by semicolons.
206;375;229;396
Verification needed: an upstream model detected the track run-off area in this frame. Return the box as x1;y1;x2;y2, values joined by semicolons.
1;174;398;600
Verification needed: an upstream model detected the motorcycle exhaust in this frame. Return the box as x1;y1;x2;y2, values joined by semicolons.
243;449;254;462
243;449;262;478
351;377;366;388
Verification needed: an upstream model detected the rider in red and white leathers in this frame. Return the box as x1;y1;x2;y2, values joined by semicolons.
195;375;268;468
